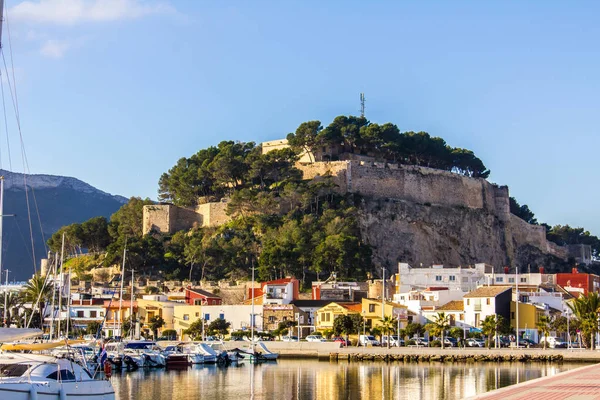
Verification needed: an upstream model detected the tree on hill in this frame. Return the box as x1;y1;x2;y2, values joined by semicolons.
546;225;600;260
509;197;538;225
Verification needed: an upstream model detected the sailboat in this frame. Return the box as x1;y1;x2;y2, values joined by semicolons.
0;328;116;399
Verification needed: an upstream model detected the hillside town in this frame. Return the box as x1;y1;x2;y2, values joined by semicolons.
4;260;597;349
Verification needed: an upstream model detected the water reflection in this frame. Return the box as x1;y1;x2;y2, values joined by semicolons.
111;360;582;400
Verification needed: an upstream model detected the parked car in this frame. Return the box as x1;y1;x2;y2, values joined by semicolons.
539;336;567;349
333;337;351;346
413;337;429;347
443;337;458;347
381;335;403;347
498;337;511;348
519;338;538;348
466;338;485;347
282;336;299;342
306;335;327;342
359;335;381;346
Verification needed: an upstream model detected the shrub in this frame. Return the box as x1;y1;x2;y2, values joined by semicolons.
407;339;416;346
430;340;441;347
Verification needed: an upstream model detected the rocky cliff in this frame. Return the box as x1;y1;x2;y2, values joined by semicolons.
357;197;567;273
297;161;574;273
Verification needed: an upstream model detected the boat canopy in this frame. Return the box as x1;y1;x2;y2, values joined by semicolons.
0;328;42;343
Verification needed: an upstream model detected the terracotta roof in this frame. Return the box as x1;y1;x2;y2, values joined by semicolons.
425;287;449;291
437;300;464;311
262;278;297;287
463;286;511;298
341;303;362;313
188;288;221;299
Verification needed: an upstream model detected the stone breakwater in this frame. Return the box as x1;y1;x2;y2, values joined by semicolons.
329;352;566;363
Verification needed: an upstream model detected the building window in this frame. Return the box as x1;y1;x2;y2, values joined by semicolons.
212;300;217;305
435;276;442;281
369;304;376;313
195;312;200;317
183;314;189;321
204;314;210;321
90;311;97;318
219;313;225;320
449;276;456;281
508;277;515;283
100;312;104;317
194;299;202;305
268;316;276;323
466;299;470;305
459;314;464;321
495;277;503;282
77;311;84;318
486;298;490;305
511;312;515;319
520;278;527;283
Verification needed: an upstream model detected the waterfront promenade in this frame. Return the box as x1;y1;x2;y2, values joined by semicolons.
470;361;600;399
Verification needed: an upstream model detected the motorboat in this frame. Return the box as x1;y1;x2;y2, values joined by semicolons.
161;345;191;368
0;328;115;399
104;341;165;369
254;342;279;361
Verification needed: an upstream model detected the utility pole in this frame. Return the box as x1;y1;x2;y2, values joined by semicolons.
360;93;366;118
381;267;385;322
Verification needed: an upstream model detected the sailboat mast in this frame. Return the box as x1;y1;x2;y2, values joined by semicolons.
48;254;58;340
2;269;8;327
251;265;254;345
57;232;65;337
0;176;3;327
117;245;126;338
130;268;134;340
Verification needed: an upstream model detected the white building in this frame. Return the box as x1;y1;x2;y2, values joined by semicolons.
202;304;264;332
393;287;466;324
463;286;512;329
396;263;491;293
483;270;555;287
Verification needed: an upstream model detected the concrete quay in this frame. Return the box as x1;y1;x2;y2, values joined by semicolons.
219;341;600;362
469;361;600;399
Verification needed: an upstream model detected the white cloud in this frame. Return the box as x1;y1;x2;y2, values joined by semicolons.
9;0;174;25
40;39;71;58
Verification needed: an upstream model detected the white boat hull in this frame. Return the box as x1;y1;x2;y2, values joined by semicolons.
0;380;115;399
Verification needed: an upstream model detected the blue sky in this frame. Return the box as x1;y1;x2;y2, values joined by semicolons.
2;0;599;235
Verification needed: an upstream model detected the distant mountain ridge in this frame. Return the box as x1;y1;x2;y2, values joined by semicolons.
0;169;128;203
0;169;127;280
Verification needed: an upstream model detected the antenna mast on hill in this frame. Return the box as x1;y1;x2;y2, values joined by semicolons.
360;93;365;117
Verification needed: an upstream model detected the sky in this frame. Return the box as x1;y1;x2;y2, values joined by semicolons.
1;0;598;235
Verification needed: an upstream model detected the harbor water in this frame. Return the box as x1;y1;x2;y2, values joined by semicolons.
110;359;584;400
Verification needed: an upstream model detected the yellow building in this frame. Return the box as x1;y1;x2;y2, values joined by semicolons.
361;298;409;328
315;302;361;331
173;304;203;340
136;298;178;337
510;301;547;342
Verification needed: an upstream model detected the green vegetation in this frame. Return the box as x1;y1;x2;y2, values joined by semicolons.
287;116;490;178
510;197;599;261
567;292;600;348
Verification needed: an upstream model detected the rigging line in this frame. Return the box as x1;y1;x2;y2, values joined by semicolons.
0;76;12;171
3;4;19;122
0;51;38;273
3;13;49;259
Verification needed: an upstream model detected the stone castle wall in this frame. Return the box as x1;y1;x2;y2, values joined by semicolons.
143;201;230;235
296;161;511;219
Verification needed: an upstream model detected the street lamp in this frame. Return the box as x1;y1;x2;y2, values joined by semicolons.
362;310;366;346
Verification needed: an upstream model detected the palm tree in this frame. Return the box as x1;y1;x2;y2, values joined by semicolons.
481;315;503;349
567;292;600;349
425;312;451;349
536;315;552;349
22;274;54;329
379;315;397;348
0;292;23;327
